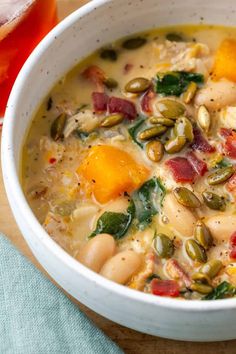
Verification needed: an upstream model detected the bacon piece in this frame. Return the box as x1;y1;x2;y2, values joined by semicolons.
166;259;191;288
165;157;196;183
141;89;155;113
82;65;105;91
227;173;236;192
191;128;216;153
186;151;208;176
225;132;236;159
220;128;233;138
92;92;109;113
108;96;137;120
151;279;180;297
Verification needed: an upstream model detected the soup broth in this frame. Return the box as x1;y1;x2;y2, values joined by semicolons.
22;25;236;300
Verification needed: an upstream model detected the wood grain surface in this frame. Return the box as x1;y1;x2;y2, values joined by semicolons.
1;1;236;353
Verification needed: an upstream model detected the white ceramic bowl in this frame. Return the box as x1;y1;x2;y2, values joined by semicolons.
2;0;236;341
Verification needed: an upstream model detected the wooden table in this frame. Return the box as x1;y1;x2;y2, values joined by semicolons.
1;1;236;353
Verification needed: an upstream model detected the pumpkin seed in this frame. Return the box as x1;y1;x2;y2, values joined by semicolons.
192;272;211;284
194;221;213;250
183;81;198;104
199;260;223;279
100;48;118;61
190;282;213;294
166;32;184;42
202;191;226;211
125;77;150;93
173;187;201;208
153;233;174;259
50;113;67;141
146;140;164;162
104;77;118;89
149;116;175;127
207;166;234;186
174;117;194;142
185;239;207;263
156;99;185;119
122;37;147;50
197;105;211;133
100;114;124;128
139;126;167;140
164;135;186;154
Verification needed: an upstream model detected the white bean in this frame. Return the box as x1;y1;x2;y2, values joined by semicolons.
100;250;142;284
195;79;236;110
162;193;196;237
206;214;236;242
77;234;116;272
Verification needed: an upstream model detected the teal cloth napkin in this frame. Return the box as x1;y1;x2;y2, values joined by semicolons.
0;235;123;354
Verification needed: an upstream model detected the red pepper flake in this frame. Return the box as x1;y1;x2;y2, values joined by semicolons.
49;157;57;164
191;128;216;153
186;151;208;176
151;279;180;297
140;89;155;113
229;232;236;259
165;157;196;183
124;63;133;74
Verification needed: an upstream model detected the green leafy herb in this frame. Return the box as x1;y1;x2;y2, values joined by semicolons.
132;177;166;229
89;201;134;239
155;71;204;96
146;274;161;283
128;118;146;148
215;158;232;169
203;281;236;300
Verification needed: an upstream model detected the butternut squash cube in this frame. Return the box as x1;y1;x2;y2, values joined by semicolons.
213;39;236;82
77;145;150;204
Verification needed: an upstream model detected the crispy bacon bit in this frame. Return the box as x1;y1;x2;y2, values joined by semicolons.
227;173;236;192
229;232;236;259
141;89;155;113
108;96;137;120
225;132;236;159
220;128;233;138
151;279;180;297
92;92;109;112
166;259;191;288
186;151;208;176
82;65;106;91
124;63;133;74
165;157;196;183
49;157;57;164
191;128;216;153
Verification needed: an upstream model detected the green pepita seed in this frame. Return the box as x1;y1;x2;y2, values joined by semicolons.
153;233;174;259
50;113;67;141
173;187;201;208
166;32;184;42
190;282;213;294
164;135;186;154
192;272;211;284
146;140;164;162
207;166;234;186
202;191;226;211
174;117;194;142
125;77;150;93
199;260;223;279
194;221;213;250
104;77;118;89
149;116;175;127
197;105;211;133
100;114;124;128
139;126;167;140
122;37;147;50
185;239;207;263
100;48;118;61
156;99;185;119
183;81;198;104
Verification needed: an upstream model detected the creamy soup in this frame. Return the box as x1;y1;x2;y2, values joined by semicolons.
22;25;236;300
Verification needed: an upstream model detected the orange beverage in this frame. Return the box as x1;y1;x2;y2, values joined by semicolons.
0;0;58;117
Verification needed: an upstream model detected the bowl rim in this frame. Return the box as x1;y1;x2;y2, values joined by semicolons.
2;0;236;312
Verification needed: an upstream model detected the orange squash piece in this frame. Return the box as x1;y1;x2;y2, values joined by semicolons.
77;145;150;204
213;39;236;82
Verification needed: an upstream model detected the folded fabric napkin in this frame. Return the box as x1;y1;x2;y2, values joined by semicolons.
0;235;123;354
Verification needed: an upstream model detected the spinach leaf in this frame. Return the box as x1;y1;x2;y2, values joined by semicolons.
128;118;146;148
132;177;166;229
215;158;232;169
146;274;161;283
203;281;236;300
155;71;204;96
89;201;134;239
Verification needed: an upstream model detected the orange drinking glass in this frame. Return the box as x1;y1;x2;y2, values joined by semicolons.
0;0;58;118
